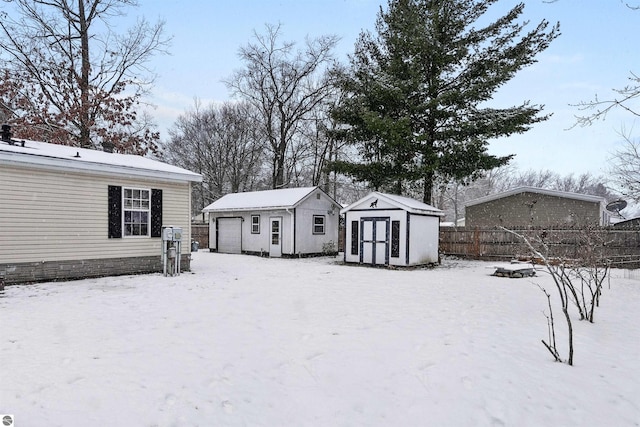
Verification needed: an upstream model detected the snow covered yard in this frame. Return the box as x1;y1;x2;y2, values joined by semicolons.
1;252;639;426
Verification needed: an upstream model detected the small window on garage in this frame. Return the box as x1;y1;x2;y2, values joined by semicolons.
313;215;325;235
251;215;260;234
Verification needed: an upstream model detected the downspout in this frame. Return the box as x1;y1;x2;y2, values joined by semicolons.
286;207;295;256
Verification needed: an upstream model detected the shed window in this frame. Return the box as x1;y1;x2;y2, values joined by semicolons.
251;215;260;234
350;220;359;255
313;215;325;235
108;186;162;238
391;220;400;258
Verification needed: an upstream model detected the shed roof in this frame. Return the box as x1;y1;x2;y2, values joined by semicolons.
0;138;202;183
203;187;331;212
340;191;444;216
465;186;606;208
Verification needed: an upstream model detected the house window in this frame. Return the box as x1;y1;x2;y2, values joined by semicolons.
313;215;325;235
123;188;150;237
391;220;400;258
350;220;359;255
108;186;162;239
251;215;260;234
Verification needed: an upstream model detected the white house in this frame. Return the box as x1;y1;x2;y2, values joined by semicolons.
202;187;339;257
341;192;443;267
0;133;202;284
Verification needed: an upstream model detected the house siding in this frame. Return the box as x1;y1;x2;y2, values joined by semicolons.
408;214;440;265
294;193;340;254
466;192;603;228
0;164;192;283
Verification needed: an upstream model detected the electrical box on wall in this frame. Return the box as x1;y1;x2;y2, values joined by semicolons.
172;227;182;241
161;226;182;276
162;226;182;242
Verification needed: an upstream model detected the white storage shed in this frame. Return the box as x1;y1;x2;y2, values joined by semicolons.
341;192;443;267
202;187;339;257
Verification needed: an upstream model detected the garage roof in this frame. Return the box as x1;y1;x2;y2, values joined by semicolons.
203;187;330;212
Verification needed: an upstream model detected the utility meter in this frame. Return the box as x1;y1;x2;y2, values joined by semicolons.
161;225;182;276
172;227;183;241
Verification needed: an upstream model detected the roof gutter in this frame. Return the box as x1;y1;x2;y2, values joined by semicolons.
0;152;202;183
286;207;295;256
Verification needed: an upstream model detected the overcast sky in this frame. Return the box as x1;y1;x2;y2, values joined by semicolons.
136;0;639;177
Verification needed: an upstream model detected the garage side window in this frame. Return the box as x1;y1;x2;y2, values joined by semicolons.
108;186;162;238
251;215;260;234
313;215;325;235
350;220;358;255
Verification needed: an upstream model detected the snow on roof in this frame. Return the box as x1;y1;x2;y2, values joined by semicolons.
0;138;202;183
379;192;443;214
203;187;321;212
465;186;606;208
340;191;444;216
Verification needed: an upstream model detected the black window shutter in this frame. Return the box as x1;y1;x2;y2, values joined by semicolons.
151;189;163;237
108;185;122;238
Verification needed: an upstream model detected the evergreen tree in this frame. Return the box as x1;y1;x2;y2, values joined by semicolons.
329;0;560;204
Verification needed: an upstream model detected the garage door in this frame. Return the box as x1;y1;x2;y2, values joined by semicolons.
218;218;242;253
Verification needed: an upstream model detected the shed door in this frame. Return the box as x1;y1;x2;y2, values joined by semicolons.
218;218;242;254
361;218;389;265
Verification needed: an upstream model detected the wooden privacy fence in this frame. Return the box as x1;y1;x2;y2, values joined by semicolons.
191;224;209;249
439;227;640;268
192;223;639;268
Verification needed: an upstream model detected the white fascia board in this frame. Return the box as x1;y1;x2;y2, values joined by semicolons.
203;206;295;214
0;152;203;183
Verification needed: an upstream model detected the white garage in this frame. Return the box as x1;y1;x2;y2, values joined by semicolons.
203;187;340;258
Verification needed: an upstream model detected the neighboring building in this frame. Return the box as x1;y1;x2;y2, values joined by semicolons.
341;192;443;267
202;187;339;257
0;135;202;284
465;186;609;228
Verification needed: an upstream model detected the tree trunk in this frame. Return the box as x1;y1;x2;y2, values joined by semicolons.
78;0;92;149
422;171;434;205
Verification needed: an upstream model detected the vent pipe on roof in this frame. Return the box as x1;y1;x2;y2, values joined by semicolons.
1;124;12;143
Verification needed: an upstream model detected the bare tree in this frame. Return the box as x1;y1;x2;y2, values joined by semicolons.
163;100;265;214
225;23;339;189
0;0;169;154
571;3;638;126
503;224;612;365
574;72;640;127
608;130;640;203
502;227;575;365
